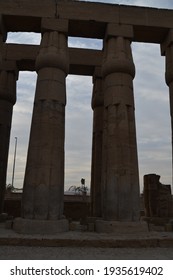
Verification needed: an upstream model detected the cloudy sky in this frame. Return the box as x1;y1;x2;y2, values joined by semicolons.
6;0;173;192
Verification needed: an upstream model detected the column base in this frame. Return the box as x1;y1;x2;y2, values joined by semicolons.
95;220;148;233
0;213;8;223
13;217;69;235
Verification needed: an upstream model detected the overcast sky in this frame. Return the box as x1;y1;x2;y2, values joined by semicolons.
6;0;173;192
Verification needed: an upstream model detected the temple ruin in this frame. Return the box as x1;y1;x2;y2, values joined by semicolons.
0;0;173;234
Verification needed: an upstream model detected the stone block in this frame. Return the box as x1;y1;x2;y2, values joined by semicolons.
95;220;148;234
0;15;7;41
143;174;172;219
0;60;17;71
69;221;81;231
57;1;119;23
13;217;69;235
0;213;8;223
119;6;148;26
165;223;173;232
5;219;13;229
147;9;173;28
3;44;39;62
161;29;173;56
106;23;134;39
41;18;69;33
0;0;55;18
88;223;95;232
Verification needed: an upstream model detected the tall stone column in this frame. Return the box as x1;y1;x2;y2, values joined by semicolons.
14;20;69;234
96;24;144;233
0;61;17;214
91;67;104;218
161;30;173;178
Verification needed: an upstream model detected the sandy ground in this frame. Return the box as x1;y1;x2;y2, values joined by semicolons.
0;223;173;260
0;246;173;260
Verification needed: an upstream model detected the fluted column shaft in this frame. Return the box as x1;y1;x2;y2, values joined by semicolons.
0;62;17;213
22;29;69;221
101;26;140;221
91;68;104;217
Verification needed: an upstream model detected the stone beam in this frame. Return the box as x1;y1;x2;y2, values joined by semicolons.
0;0;56;18
69;48;102;76
2;44;102;75
0;1;173;43
2;44;38;71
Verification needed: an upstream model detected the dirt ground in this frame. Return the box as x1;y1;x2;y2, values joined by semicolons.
0;246;173;260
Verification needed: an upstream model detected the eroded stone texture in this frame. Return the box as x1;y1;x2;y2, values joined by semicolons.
91;67;104;218
21;24;69;227
144;174;172;218
13;217;69;235
0;15;7;43
0;62;17;214
101;24;140;222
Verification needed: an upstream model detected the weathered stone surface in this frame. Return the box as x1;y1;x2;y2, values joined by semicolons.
2;43;102;75
101;29;140;223
0;1;173;41
21;30;69;226
41;18;69;33
0;63;17;214
0;0;56;18
91;67;104;217
0;213;8;223
106;23;134;39
144;174;172;218
95;220;148;234
13;217;69;235
0;14;7;42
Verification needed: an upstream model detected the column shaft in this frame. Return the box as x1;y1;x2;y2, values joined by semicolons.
21;31;69;221
0;64;17;213
164;35;173;180
101;35;140;222
91;68;104;217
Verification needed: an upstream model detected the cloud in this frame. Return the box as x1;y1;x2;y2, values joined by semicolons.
88;0;173;9
7;32;41;45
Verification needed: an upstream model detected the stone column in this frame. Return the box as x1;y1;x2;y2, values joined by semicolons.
96;24;144;233
91;67;104;218
0;61;17;215
161;30;173;178
14;20;69;234
0;14;7;50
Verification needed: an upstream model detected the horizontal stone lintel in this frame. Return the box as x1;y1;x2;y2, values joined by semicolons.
41;18;69;34
105;24;134;39
0;1;173;43
2;44;102;76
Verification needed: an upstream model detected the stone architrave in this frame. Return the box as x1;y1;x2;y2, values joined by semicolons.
96;24;141;232
0;62;17;214
14;23;69;234
91;67;104;218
